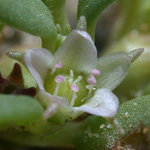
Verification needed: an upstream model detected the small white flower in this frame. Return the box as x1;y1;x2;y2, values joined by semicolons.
7;29;143;121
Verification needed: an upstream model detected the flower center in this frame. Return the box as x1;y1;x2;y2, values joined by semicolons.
44;61;100;107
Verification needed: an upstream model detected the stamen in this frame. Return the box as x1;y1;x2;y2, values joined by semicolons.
55;60;63;68
74;76;83;84
55;75;64;83
86;76;97;96
92;69;101;76
71;84;79;92
54;75;64;96
51;60;63;74
87;76;96;85
68;70;74;84
70;84;79;107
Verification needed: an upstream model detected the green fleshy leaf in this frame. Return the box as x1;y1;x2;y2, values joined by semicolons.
27;119;65;136
0;122;81;147
77;0;115;39
0;95;44;130
0;0;57;52
74;95;150;150
42;0;70;35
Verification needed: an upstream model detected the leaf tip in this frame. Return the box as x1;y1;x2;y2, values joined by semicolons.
128;48;144;62
6;51;24;61
76;16;87;31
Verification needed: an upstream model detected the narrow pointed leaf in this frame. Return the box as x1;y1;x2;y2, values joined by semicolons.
77;0;115;39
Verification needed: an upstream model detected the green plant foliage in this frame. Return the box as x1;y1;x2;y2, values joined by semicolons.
140;0;150;33
0;95;44;130
0;122;81;147
114;0;146;39
0;0;57;52
73;95;150;150
0;21;4;38
77;0;115;39
42;0;70;35
0;21;4;32
143;84;150;96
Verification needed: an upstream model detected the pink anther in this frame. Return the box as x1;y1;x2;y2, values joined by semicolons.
87;76;97;85
55;75;64;83
92;69;101;76
55;60;63;68
71;84;79;92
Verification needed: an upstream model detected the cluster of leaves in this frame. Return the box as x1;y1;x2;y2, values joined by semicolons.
0;0;150;149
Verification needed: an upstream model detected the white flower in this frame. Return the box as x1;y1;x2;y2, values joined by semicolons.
7;30;143;121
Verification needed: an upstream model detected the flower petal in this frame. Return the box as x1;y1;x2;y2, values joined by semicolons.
96;52;131;90
24;48;69;118
54;30;97;73
23;48;53;89
37;89;69;107
37;89;69;118
74;88;119;117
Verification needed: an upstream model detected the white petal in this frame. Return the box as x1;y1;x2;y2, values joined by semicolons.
37;90;69;107
23;48;70;118
96;52;131;90
54;30;97;73
74;89;119;117
23;48;53;90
